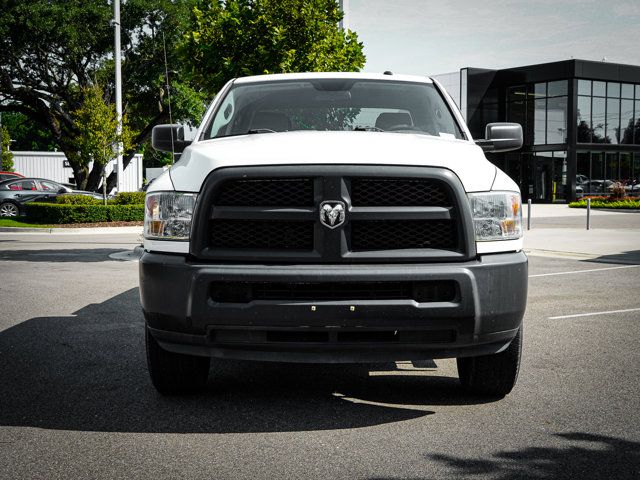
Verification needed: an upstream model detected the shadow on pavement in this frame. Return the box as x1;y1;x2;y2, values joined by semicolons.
402;432;640;480
0;248;126;262
582;250;640;266
0;288;496;434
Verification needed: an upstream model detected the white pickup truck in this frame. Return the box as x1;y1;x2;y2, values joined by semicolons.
140;72;527;397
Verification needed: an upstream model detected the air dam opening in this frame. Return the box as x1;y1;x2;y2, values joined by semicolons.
209;328;457;344
209;280;458;303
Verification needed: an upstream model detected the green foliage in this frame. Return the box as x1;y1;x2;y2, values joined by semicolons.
183;0;366;96
110;191;146;205
71;85;135;169
108;204;145;221
56;195;103;205
1;126;13;171
0;0;201;191
26;203;145;224
0;113;57;151
569;198;640;209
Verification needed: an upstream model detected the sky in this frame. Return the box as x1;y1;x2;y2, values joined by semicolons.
346;0;640;75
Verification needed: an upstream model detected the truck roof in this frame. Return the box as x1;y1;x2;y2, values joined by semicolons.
233;72;434;84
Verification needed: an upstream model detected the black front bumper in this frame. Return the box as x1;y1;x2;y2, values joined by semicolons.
139;251;528;363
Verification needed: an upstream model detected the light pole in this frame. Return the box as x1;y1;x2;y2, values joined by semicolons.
339;0;349;30
114;0;124;193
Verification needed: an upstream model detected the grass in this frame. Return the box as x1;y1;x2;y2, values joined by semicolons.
0;218;57;228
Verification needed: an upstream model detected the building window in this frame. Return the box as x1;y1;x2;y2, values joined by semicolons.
547;96;568;143
577;96;592;142
577;79;640;145
621;99;634;144
507;81;567;146
576;151;640;198
606;98;620;144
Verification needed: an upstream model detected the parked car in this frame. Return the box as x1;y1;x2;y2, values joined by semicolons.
0;171;24;182
0;177;102;216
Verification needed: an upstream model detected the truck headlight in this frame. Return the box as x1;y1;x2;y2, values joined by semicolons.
144;192;197;240
468;191;522;241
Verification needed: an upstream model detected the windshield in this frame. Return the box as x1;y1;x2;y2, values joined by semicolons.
203;79;464;140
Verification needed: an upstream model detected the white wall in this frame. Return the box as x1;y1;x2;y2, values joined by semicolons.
12;151;143;193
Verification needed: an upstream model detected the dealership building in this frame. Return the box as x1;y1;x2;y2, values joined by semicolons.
433;59;640;202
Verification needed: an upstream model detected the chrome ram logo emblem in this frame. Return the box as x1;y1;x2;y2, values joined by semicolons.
319;201;346;229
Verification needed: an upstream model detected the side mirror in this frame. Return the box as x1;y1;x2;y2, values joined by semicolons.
476;123;523;153
151;124;192;153
57;188;66;194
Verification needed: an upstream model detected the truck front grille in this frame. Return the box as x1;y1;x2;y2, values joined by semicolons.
351;220;457;250
192;166;473;263
351;178;449;206
210;219;314;250
215;178;314;206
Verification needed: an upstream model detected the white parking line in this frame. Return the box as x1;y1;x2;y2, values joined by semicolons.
549;308;640;320
530;264;640;278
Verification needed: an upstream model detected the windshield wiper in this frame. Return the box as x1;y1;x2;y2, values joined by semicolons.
353;125;384;132
247;128;277;134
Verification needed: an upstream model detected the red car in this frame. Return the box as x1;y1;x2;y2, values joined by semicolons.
0;171;24;182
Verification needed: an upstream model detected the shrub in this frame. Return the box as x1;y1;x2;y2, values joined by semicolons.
56;194;103;205
108;204;145;221
569;198;640;209
610;182;626;200
26;203;144;223
110;191;146;205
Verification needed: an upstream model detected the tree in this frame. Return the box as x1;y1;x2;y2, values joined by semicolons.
1;125;14;171
0;0;365;191
70;85;134;194
182;0;366;96
0;0;203;191
0;112;58;151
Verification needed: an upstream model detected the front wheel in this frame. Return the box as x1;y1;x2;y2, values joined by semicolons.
457;328;522;398
145;328;210;395
0;201;19;217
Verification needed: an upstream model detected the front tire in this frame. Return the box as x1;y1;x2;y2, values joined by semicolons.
457;327;522;398
145;328;210;395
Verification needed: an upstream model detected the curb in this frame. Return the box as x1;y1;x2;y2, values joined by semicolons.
0;226;143;234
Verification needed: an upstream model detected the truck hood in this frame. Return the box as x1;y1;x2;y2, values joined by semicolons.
169;131;496;192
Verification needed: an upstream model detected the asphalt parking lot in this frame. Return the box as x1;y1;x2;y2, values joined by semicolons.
0;208;639;480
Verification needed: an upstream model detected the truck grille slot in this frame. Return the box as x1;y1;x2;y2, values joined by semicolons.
351;178;450;206
209;328;456;344
351;220;457;250
210;220;314;250
215;178;314;206
210;281;457;303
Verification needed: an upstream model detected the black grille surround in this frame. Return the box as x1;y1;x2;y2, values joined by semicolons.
190;166;476;263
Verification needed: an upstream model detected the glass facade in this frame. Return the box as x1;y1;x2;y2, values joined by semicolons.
507;81;567;146
575;151;640;196
440;61;640;202
575;79;640;197
577;79;640;145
